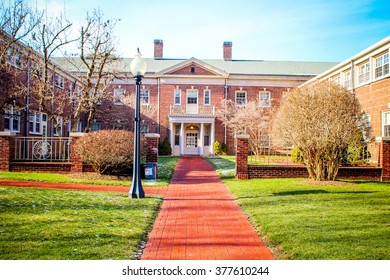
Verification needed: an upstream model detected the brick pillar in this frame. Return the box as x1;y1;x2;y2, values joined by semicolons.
70;132;85;173
145;133;160;178
0;132;16;172
235;134;249;180
378;137;390;181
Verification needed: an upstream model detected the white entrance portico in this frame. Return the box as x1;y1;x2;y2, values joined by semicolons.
169;115;215;156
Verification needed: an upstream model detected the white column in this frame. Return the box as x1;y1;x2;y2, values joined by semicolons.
180;122;184;155
210;121;215;155
199;123;204;156
169;122;174;153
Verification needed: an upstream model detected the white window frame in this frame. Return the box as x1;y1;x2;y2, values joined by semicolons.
4;106;21;132
29;112;43;135
259;91;271;107
358;61;370;85
343;71;352;90
55;74;64;89
235;91;247;107
140;90;150;105
174;89;181;105
332;74;341;85
375;52;389;79
204;89;211;106
114;88;125;105
383;110;390;137
6;49;22;69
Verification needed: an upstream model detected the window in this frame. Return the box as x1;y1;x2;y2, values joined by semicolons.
358;62;370;85
6;49;22;68
140;124;149;133
236;91;247;106
114;89;125;105
4;106;20;132
204;90;211;106
55;74;64;89
332;74;341;85
362;114;371;141
174;125;180;145
375;53;389;79
140;90;149;105
383;111;390;137
344;71;352;90
29;112;42;134
174;89;181;105
259;91;271;107
187;90;197;104
204;125;210;146
90;122;101;132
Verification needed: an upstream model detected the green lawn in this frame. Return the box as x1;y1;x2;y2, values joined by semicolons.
209;156;390;259
0;187;161;259
225;178;390;260
0;156;180;187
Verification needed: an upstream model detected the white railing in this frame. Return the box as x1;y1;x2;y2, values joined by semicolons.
14;137;71;161
170;105;215;115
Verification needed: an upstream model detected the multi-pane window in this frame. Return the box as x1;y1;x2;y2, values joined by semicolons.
204;90;211;106
358;62;370;84
236;91;247;106
53;117;63;136
259;91;271;107
55;74;64;89
114;89;125;105
383;111;390;137
375;53;389;78
140;90;149;105
332;74;341;85
29;112;42;134
4;106;20;132
344;71;352;90
174;89;181;105
204;125;210;146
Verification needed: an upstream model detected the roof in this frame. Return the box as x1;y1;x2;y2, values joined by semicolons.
51;57;337;77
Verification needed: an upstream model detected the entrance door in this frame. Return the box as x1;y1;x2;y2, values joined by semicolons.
185;132;198;155
186;90;198;114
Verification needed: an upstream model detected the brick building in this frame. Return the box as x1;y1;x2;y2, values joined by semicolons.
2;36;340;156
52;40;335;156
304;36;390;162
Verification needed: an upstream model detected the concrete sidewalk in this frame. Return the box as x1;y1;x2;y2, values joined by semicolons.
141;157;275;260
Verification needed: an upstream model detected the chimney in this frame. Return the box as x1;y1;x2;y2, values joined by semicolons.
223;41;232;61
154;39;163;59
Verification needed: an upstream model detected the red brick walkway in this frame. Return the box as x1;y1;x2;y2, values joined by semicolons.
141;157;274;260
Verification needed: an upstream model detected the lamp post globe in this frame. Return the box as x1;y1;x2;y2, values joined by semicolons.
129;49;146;199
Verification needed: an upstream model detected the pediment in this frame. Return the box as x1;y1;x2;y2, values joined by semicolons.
158;58;228;77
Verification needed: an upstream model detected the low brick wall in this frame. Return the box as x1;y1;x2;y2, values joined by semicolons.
248;165;382;181
10;162;72;174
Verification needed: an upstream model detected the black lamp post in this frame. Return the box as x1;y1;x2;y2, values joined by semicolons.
129;49;147;199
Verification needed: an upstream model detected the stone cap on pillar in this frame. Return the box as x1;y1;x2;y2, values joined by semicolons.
235;134;250;139
375;136;390;142
70;132;86;138
0;131;16;136
144;133;160;138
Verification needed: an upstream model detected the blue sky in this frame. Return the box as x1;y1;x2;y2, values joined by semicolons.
32;0;390;62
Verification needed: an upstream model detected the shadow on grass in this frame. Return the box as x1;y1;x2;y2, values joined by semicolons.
272;190;377;196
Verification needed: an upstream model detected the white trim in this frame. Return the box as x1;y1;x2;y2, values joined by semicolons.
204;89;211;106
259;91;271;107
235;90;247;107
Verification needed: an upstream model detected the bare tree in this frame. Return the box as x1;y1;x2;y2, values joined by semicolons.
216;99;274;157
272;80;367;181
70;9;119;132
28;12;77;136
0;0;42;112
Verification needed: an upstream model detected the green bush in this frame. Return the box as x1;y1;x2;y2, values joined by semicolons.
291;146;304;164
158;137;172;156
213;141;228;155
76;130;146;175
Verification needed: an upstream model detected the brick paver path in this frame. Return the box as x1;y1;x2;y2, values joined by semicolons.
141;157;274;260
